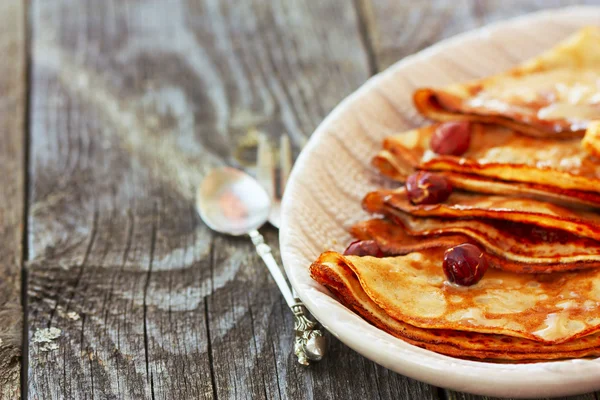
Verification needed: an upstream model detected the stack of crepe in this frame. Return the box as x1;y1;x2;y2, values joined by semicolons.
310;27;600;361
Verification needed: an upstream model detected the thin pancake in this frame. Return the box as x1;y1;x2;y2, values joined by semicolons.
310;257;600;360
314;251;600;344
583;120;600;158
363;188;600;241
381;123;600;194
350;218;600;273
348;218;555;273
414;27;600;138
373;150;600;209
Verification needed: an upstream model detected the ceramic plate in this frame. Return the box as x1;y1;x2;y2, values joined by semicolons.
280;6;600;399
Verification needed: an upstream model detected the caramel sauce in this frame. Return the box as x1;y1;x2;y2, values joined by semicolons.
484;219;599;246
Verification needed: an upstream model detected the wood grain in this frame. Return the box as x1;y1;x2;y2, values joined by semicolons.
360;0;600;71
0;1;26;399
28;0;436;398
24;0;600;399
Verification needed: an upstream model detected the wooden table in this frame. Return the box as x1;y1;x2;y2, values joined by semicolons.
2;0;599;399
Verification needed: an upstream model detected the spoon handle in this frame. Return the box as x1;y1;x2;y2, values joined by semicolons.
248;230;327;365
248;230;296;307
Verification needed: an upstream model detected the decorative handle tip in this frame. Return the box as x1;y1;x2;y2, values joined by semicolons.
292;303;328;365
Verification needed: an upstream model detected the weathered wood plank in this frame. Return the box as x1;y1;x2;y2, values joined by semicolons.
28;0;438;399
29;0;600;399
360;0;600;71
28;0;218;397
0;1;26;399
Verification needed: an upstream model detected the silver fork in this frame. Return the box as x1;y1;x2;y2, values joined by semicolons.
256;133;328;365
256;134;291;229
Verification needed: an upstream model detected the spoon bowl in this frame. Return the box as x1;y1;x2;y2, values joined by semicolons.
197;167;271;236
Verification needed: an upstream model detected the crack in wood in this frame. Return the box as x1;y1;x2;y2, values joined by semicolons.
246;296;272;400
143;202;159;400
20;268;28;400
21;0;32;396
205;235;219;400
47;207;99;329
270;340;283;400
83;314;96;400
353;0;379;75
203;301;218;400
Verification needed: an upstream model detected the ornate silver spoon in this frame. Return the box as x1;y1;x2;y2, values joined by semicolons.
197;167;327;365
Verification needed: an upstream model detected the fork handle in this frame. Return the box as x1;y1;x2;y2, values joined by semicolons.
248;230;327;365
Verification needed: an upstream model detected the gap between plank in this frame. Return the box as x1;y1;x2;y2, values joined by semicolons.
142;203;158;400
21;0;33;397
353;0;379;75
204;235;219;400
437;386;449;400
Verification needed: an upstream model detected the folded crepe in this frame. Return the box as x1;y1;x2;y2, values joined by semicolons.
351;218;600;273
363;188;600;241
311;254;600;360
414;27;600;138
312;251;600;345
375;122;600;197
374;152;600;208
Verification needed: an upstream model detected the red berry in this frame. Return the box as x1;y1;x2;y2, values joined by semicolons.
343;240;384;257
430;121;472;156
406;172;452;205
443;243;488;286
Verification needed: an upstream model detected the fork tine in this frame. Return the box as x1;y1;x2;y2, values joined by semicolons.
256;132;275;200
279;134;292;197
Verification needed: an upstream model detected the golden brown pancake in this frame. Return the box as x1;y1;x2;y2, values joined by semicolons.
350;218;600;273
313;251;600;344
583;121;600;157
379;122;600;195
363;188;600;241
373;150;600;209
310;258;600;360
414;27;600;138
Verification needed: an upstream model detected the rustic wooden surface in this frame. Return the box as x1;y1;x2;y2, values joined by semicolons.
0;0;594;399
0;1;26;399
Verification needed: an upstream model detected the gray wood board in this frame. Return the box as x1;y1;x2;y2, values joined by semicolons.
27;0;435;398
25;0;600;399
0;0;26;399
360;0;600;70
